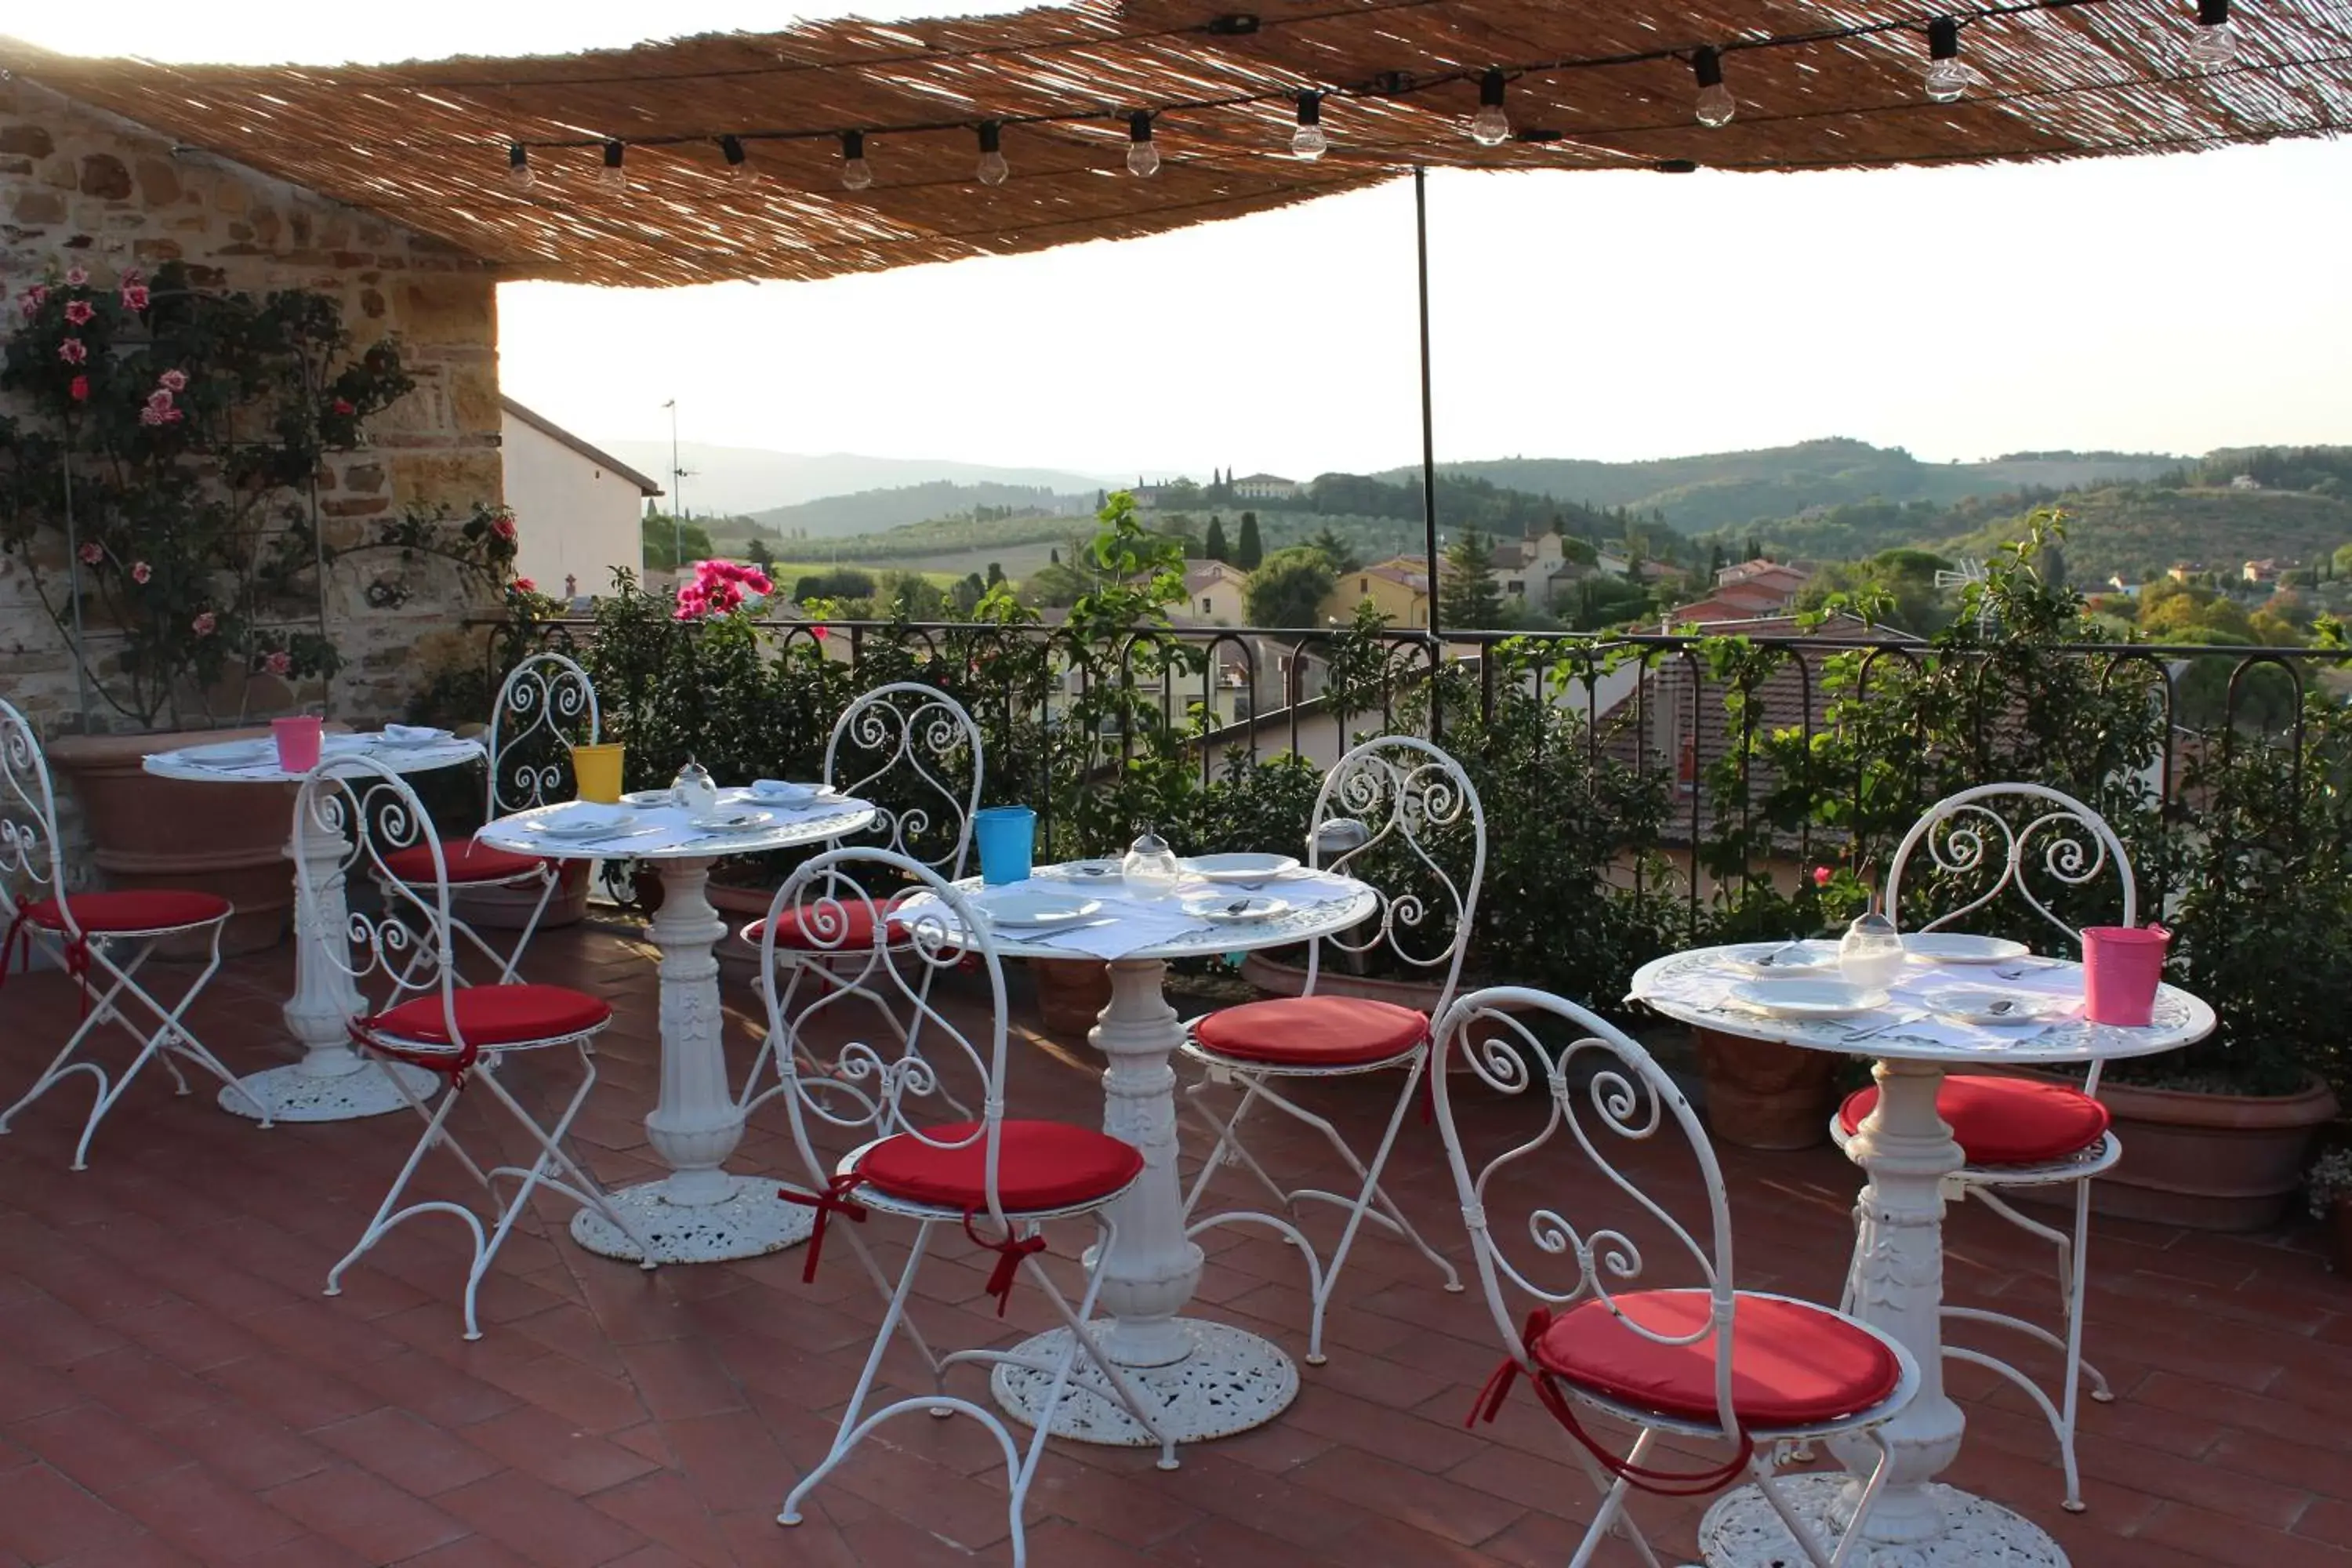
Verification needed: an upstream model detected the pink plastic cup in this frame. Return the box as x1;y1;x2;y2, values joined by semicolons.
2082;924;2169;1026
271;715;324;773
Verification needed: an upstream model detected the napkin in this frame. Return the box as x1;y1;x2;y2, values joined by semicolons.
546;804;629;833
382;724;453;744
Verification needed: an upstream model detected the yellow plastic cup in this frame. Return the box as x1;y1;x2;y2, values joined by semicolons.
570;742;624;804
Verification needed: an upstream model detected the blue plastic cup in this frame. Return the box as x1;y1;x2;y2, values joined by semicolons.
974;807;1036;886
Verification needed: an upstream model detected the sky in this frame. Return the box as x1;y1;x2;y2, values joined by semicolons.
16;2;2351;481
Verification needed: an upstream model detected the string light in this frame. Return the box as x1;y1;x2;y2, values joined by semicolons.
597;140;626;193
1924;17;1973;101
506;141;532;192
719;134;751;182
2188;0;2235;64
840;130;873;191
976;121;1009;186
1290;91;1328;159
1126;111;1161;176
1468;67;1510;147
1691;47;1736;127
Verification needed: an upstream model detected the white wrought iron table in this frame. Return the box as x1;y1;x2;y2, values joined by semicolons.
144;731;485;1122
478;789;874;1265
913;865;1381;1446
1629;945;2215;1567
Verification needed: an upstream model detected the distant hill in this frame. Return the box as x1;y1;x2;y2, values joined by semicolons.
593;438;1110;519
748;481;1093;543
1416;438;2180;534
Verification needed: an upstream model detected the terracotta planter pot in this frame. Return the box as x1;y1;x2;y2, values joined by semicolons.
48;727;297;958
1691;1027;1841;1151
2070;1073;2341;1232
2328;1196;2352;1276
451;860;589;933
1031;958;1113;1038
1238;950;1443;1014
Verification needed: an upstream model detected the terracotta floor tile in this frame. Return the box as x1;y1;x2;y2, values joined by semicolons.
0;1462;148;1563
458;1405;662;1497
581;1471;731;1567
310;1407;506;1499
474;1352;650;1436
9;1401;190;1496
107;1462;309;1560
264;1465;474;1563
437;1471;651;1568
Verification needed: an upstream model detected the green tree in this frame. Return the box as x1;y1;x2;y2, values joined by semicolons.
641;512;715;572
1203;516;1229;561
792;566;875;602
985;561;1005;587
1439;528;1504;630
747;535;775;575
1244;546;1336;628
1552;575;1652;631
1236;512;1264;570
1308;525;1360;575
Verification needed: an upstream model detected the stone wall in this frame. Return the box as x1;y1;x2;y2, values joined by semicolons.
0;75;503;735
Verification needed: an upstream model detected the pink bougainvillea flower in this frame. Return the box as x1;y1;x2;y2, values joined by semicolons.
63;299;93;326
121;285;150;312
811;624;829;641
78;541;103;565
64;266;88;287
67;375;89;403
263;650;293;677
332;397;355;416
58;338;87;365
158;368;187;392
191;611;217;637
19;285;46;316
130;561;152;584
514;577;536;593
743;571;774;596
491;515;517;541
1812;866;1833;887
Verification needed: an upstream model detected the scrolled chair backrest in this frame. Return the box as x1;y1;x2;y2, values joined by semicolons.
0;699;67;938
1428;985;1744;1447
757;847;1011;1227
293;753;464;1046
822;683;985;880
486;652;601;816
1884;782;2136;945
1304;735;1486;1015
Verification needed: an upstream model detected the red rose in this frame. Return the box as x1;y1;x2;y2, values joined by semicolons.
514;577;536;593
67;375;89;402
332;397;355;416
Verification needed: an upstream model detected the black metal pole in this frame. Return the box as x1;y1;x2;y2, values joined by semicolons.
1414;165;1440;643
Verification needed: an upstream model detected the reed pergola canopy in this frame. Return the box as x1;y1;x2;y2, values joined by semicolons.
2;0;2347;287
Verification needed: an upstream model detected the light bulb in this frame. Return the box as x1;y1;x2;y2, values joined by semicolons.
1291;92;1327;159
1126;111;1160;177
719;135;751;183
1924;59;1971;101
1468;67;1509;147
506;143;534;193
2188;19;2236;64
976;122;1008;187
840;131;873;191
597;141;626;194
1692;47;1736;128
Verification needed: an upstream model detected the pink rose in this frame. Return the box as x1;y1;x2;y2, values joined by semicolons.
119;268;143;286
491;515;517;541
332;397;355;416
121;285;150;312
146;388;173;412
64;266;87;287
19;285;46;316
1812;866;1833;887
64;300;93;326
67;375;89;403
263;650;292;676
130;561;151;584
158;368;186;393
58;339;86;365
514;577;536;593
139;405;165;426
191;611;217;637
78;542;103;565
811;624;829;641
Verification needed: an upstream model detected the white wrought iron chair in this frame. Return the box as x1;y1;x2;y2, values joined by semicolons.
1829;781;2132;1512
1176;735;1479;1365
0;699;261;1166
379;652;597;984
309;754;654;1338
1433;985;1918;1567
741;682;984;1091
760;848;1176;1565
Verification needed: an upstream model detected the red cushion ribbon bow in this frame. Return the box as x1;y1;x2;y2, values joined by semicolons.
0;910;93;1016
962;1210;1048;1316
779;1171;869;1284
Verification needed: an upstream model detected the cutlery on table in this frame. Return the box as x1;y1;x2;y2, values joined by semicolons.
1843;1010;1928;1042
578;826;663;851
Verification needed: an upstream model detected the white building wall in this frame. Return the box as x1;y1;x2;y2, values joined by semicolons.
500;411;645;599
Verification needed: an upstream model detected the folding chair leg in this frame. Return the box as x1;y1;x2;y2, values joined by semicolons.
325;1076;489;1331
1181;1078;1295;1221
782;1221;940;1527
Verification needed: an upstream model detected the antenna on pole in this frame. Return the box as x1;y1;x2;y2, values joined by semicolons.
1934;558;1993;633
662;399;686;572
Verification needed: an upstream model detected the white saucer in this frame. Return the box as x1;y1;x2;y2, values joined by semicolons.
979;892;1102;928
1720;941;1841;978
688;809;775;834
1904;933;2032;964
1183;894;1290;924
747;781;829;807
533;806;630;839
1040;859;1123;882
1185;853;1301;884
1729;978;1891;1020
1922;987;2059;1025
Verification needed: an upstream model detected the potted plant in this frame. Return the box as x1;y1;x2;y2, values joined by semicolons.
0;263;509;950
2308;1149;2352;1274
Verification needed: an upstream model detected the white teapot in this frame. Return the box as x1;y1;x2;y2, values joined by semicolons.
671;760;720;816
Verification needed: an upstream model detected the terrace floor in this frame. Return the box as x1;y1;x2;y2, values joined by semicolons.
0;920;2347;1568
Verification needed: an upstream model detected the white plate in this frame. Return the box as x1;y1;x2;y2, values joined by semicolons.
532;806;630;839
747;780;829;806
1184;852;1301;884
979;892;1102;929
687;809;775;834
1729;978;1892;1020
376;727;453;748
1719;941;1841;978
1904;932;2031;964
1039;858;1123;882
1922;987;2057;1025
180;739;275;765
620;789;674;808
1182;894;1291;924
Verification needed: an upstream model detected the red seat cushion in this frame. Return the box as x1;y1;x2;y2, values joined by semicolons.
1534;1290;1903;1429
380;837;547;885
1838;1076;2110;1167
367;985;611;1047
1192;996;1428;1069
852;1120;1144;1214
745;902;911;951
22;890;230;934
